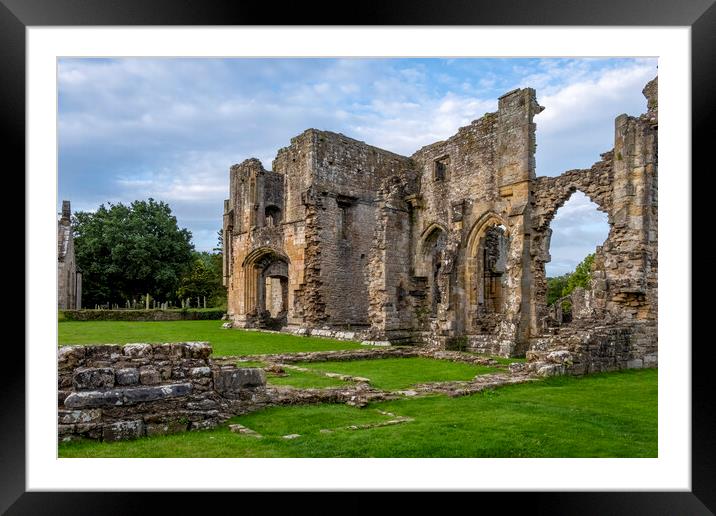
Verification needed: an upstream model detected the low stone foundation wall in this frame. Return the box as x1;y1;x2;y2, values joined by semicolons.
58;342;267;442
525;321;658;376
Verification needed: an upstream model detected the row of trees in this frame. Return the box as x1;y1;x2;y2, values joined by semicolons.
546;253;595;306
72;199;226;309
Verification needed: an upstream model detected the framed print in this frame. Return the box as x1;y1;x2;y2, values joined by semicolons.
5;0;714;513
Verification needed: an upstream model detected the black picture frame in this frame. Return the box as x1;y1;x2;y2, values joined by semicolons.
5;0;712;513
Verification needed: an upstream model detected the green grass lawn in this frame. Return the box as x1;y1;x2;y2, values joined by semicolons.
57;320;364;356
300;357;499;390
58;369;657;458
266;368;351;389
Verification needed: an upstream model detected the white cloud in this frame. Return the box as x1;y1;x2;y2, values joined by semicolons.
546;192;610;277
59;57;656;254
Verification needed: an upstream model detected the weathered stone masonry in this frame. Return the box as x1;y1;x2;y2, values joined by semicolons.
223;77;658;370
58;342;267;442
58;200;82;310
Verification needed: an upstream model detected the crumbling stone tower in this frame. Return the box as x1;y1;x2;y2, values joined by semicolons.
58;200;82;309
223;77;658;367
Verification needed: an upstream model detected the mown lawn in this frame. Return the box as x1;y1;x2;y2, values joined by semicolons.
59;369;657;458
57;320;364;356
266;368;351;388
300;357;499;390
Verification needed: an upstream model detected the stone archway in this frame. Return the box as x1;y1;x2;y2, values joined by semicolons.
242;247;290;329
464;213;510;334
416;224;449;318
531;166;615;333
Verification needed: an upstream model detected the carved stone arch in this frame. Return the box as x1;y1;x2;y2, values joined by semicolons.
419;222;449;251
464;212;511;333
242;246;290;268
242;246;290;324
415;222;448;278
415;222;449;317
465;212;510;257
533;169;613;233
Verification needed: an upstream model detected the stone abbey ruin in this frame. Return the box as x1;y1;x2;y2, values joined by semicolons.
222;77;658;371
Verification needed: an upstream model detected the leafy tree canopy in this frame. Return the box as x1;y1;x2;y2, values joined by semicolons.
546;253;595;305
177;250;226;308
73;199;194;306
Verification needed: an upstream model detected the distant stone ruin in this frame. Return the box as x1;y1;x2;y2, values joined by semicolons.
58;200;82;309
222;77;658;372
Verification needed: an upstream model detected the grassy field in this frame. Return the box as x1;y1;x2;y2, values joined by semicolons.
59;369;657;458
58;320;364;356
300;357;499;390
266;368;351;388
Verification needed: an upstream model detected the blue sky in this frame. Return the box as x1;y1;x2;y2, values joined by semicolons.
58;57;657;276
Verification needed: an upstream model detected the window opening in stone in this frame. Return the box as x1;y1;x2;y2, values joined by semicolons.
336;197;355;241
422;228;447;316
477;224;507;317
265;205;282;227
434;156;449;182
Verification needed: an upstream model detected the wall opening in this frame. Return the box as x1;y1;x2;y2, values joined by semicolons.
265;205;282;227
421;227;447;316
545;190;609;318
472;223;508;332
243;248;290;329
434;156;449;182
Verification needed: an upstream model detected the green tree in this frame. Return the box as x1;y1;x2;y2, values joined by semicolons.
177;251;226;307
546;253;596;305
565;253;595;294
546;273;570;306
177;229;227;308
73;199;194;306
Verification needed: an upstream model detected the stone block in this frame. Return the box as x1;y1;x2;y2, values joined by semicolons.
153;343;184;360
58;409;102;425
85;345;123;361
546;350;573;365
189;420;218;431
626;358;643;369
122;383;193;404
146;420;188;437
115;368;139;385
643;353;658;367
57;346;86;370
190;366;212;378
73;367;115;390
63;383;193;408
75;423;103;440
213;367;266;395
123;343;153;358
183;342;212;359
102;420;144;441
64;390;124;408
139;367;161;385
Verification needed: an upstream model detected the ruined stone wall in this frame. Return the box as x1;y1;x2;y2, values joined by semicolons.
222;77;658;363
525;77;658;368
58;342;267;442
530;153;614;326
409;88;543;355
225;150;307;327
367;172;420;341
309;131;415;327
58;201;81;310
530;77;657;331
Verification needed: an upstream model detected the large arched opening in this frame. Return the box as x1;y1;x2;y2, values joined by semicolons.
242;247;290;328
416;224;448;318
465;214;510;333
543;190;610;325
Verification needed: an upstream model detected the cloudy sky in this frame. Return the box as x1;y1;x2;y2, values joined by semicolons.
58;57;657;276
